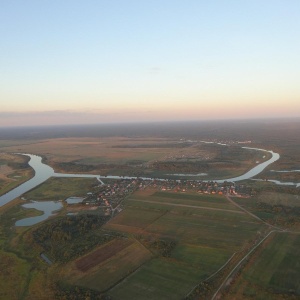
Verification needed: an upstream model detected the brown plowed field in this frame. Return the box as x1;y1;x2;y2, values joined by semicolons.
76;239;133;272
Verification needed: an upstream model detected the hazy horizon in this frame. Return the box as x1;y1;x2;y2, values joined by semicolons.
1;115;300;129
1;1;300;126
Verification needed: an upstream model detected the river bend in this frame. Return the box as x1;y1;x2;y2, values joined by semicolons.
0;147;289;207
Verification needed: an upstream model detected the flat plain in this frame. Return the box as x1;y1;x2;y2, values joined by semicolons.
1;121;300;299
1;136;269;179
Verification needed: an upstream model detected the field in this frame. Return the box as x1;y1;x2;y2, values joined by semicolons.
88;190;266;299
224;232;300;299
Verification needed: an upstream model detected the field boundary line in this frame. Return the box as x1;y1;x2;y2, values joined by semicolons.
106;243;153;294
142;210;169;232
185;252;236;298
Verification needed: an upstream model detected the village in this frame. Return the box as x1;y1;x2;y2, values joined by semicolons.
65;178;254;216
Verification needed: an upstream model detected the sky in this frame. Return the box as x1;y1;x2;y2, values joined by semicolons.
1;0;300;126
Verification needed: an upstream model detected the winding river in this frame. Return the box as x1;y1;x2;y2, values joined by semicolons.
215;147;280;182
0;146;297;207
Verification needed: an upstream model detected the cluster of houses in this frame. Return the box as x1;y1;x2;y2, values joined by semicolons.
66;177;254;216
148;179;253;196
76;179;150;214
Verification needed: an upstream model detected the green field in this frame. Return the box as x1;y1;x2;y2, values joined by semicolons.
224;232;300;299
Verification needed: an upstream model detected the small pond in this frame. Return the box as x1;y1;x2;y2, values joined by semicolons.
65;197;85;204
15;201;63;226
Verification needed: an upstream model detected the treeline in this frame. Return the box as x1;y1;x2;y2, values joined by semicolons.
33;215;111;262
54;283;111;300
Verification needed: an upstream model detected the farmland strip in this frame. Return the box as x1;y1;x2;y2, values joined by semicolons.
76;239;133;272
129;199;245;214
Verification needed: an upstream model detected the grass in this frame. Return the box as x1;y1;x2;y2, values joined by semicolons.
23;177;99;200
225;232;300;299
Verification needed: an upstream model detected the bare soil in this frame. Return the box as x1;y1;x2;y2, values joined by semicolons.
75;238;133;272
